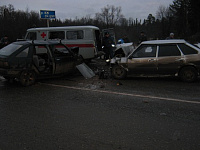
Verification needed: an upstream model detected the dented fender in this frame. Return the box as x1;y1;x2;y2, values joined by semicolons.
110;57;129;71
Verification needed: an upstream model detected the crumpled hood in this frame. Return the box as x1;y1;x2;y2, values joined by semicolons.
115;43;135;56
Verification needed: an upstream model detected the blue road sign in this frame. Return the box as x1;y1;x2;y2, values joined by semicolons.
40;10;55;19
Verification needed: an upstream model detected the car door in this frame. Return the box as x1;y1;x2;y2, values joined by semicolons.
33;45;54;75
128;44;158;74
10;45;32;70
157;44;184;74
52;44;76;74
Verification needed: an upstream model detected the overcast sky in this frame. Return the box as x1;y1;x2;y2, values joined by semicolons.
1;0;174;20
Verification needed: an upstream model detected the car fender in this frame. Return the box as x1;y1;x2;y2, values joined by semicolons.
110;57;129;71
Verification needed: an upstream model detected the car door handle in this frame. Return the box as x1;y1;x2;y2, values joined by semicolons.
56;58;60;61
148;59;156;62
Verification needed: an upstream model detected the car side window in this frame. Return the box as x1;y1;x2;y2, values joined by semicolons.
132;45;157;58
158;45;181;57
178;44;198;55
16;48;29;57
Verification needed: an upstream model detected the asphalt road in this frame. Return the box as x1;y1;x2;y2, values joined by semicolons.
0;62;200;150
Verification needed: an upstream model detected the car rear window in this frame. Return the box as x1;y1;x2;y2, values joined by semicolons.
158;45;181;57
178;44;198;55
0;44;23;56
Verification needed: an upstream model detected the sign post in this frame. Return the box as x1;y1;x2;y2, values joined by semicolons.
40;10;56;27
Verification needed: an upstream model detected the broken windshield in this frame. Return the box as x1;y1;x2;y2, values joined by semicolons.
0;43;23;56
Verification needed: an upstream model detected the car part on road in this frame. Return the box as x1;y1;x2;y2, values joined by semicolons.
76;63;95;79
98;69;110;79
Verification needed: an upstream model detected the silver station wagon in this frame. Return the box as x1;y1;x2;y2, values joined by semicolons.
111;40;200;82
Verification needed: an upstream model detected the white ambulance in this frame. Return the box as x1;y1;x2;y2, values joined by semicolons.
25;26;102;60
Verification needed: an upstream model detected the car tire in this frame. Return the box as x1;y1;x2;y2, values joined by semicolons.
19;70;36;86
179;66;198;82
112;65;127;79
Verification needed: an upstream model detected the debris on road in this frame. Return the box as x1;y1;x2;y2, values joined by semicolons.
76;63;95;79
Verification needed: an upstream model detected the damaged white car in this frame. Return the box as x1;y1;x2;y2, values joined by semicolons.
114;42;135;57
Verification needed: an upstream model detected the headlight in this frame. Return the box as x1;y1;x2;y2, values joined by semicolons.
112;44;115;47
106;59;110;63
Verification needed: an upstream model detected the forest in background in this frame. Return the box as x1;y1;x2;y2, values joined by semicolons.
0;0;200;44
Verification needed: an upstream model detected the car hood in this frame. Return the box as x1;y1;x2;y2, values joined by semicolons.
115;43;135;56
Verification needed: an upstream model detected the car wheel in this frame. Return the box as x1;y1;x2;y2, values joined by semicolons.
179;67;197;82
112;65;127;79
19;70;36;86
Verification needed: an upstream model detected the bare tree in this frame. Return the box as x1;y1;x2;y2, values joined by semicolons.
95;5;124;27
156;5;167;20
